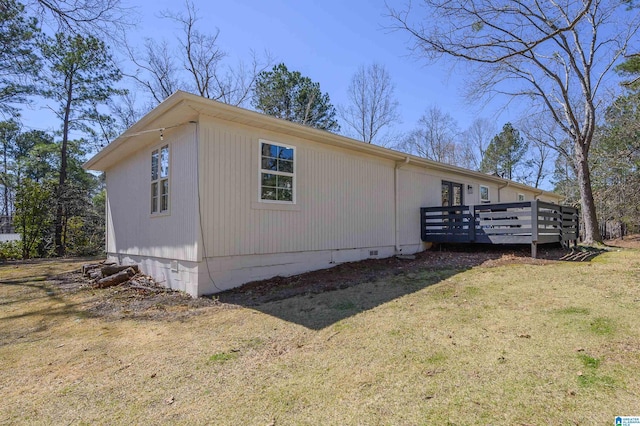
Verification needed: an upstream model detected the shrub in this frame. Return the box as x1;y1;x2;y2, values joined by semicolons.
0;240;23;261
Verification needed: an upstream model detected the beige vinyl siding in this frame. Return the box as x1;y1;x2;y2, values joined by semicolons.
198;117;395;257
396;167;508;245
397;167;434;247
500;186;558;203
105;125;199;262
500;187;522;202
397;167;467;246
537;194;560;203
477;183;499;204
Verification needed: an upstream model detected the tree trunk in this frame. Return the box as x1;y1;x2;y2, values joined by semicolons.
54;80;73;257
575;149;602;244
96;267;136;288
101;264;139;277
82;261;116;276
3;142;8;217
21;214;28;259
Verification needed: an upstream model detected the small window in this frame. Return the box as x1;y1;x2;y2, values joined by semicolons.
480;185;490;203
259;140;295;203
151;144;169;214
518;193;525;201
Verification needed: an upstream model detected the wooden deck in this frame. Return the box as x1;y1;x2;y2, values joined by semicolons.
420;201;579;257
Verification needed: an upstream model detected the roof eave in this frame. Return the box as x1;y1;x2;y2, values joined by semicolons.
83;92;192;171
84;90;560;201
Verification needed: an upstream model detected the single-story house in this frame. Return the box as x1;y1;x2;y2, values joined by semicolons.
84;90;563;297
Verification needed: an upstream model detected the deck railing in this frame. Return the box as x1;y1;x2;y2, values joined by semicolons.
420;201;579;257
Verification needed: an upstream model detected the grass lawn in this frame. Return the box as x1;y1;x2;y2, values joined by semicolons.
1;248;639;425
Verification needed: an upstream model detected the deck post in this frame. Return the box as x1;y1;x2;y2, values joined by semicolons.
573;208;579;248
469;205;476;242
530;200;539;259
559;205;566;249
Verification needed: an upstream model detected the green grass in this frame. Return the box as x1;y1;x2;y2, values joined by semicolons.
1;249;640;424
208;351;238;363
423;352;447;364
555;306;591;315
577;373;617;388
578;353;602;369
576;354;616;388
464;285;481;296
590;317;616;335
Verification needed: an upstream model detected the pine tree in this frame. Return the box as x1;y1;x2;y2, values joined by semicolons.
40;33;123;256
252;63;339;132
480;123;527;180
0;0;40;116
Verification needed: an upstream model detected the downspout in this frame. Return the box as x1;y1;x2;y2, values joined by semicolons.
394;156;410;253
497;181;509;202
533;189;544;200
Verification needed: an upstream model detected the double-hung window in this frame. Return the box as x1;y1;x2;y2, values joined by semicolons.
151;144;170;214
259;140;295;203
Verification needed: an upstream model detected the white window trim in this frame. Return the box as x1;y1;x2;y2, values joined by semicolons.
479;185;490;204
258;139;296;204
517;193;526;201
150;143;171;217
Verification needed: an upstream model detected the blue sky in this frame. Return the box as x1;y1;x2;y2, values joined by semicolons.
22;0;527;141
143;0;516;130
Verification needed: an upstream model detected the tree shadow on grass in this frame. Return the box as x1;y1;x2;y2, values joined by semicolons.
0;272;95;346
215;244;603;330
558;246;609;262
216;246;544;330
245;267;466;330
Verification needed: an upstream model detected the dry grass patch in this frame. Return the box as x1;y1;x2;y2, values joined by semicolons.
1;249;640;424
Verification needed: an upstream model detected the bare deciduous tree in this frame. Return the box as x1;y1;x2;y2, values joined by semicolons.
163;2;225;100
462;118;495;170
339;63;399;145
127;39;182;104
520;115;562;188
127;0;271;108
388;0;640;243
108;92;146;135
27;0;135;37
552;138;579;204
211;50;273;107
399;105;462;166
